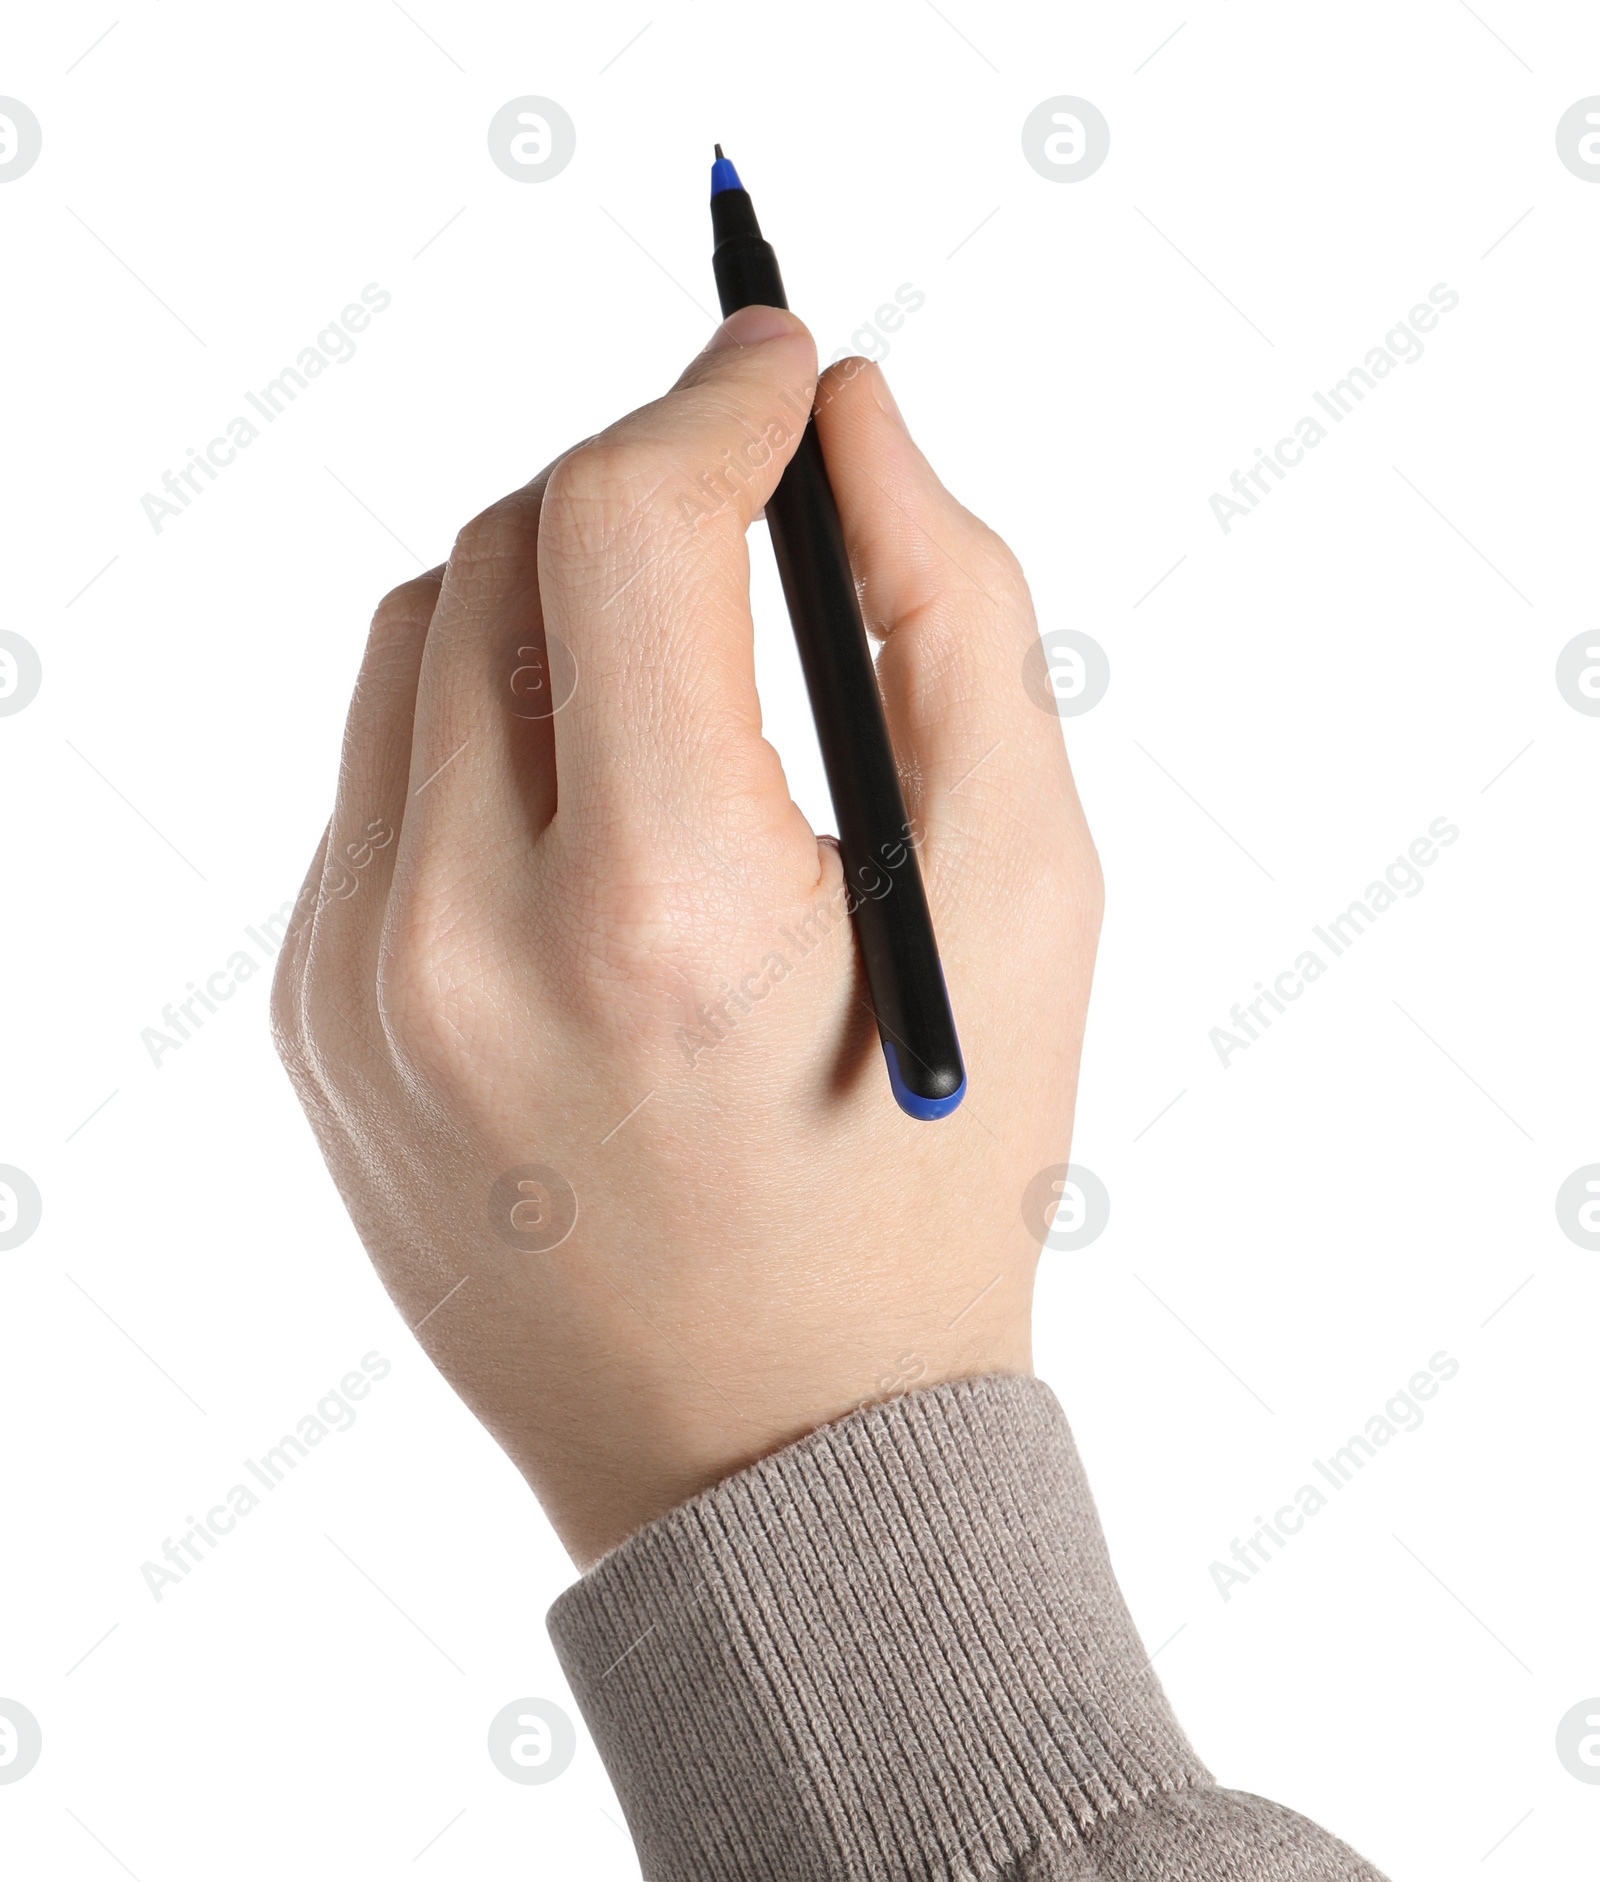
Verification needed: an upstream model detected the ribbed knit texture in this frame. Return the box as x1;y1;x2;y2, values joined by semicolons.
547;1375;1388;1882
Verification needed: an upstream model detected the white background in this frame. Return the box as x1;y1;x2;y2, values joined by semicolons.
2;2;1597;1876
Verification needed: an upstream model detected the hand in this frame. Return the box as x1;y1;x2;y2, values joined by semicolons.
271;304;1102;1567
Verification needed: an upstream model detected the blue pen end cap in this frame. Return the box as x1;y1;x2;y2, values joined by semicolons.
881;1039;966;1121
710;152;743;196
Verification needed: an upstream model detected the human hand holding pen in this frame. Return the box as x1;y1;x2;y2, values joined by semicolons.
270;305;1101;1566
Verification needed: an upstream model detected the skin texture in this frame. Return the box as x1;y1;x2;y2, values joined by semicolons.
271;304;1102;1568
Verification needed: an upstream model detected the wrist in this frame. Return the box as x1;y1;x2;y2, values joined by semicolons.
521;1295;1035;1568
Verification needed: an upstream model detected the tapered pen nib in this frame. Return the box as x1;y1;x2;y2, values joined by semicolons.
714;143;724;159
710;145;743;196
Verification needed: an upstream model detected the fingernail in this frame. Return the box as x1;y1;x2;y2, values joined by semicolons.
705;304;800;353
871;366;910;434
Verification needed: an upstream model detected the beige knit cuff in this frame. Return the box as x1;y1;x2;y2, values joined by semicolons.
547;1374;1209;1881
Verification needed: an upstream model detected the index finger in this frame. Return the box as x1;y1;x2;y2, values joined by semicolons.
534;305;820;877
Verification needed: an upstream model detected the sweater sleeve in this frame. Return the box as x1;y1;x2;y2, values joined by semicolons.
546;1374;1389;1882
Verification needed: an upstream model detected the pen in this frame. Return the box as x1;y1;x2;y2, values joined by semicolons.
708;146;966;1121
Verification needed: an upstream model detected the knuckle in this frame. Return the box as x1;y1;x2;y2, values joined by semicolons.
269;925;319;1090
448;492;541;577
1079;835;1106;932
1032;822;1105;956
268;948;302;1064
370;570;442;637
968;520;1028;596
374;879;478;1087
540;437;672;559
350;574;443;707
269;844;374;1104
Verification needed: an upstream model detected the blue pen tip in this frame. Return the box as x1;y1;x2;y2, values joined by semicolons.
710;144;743;195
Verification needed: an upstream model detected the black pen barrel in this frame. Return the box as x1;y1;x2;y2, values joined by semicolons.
711;185;965;1109
763;430;963;1098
